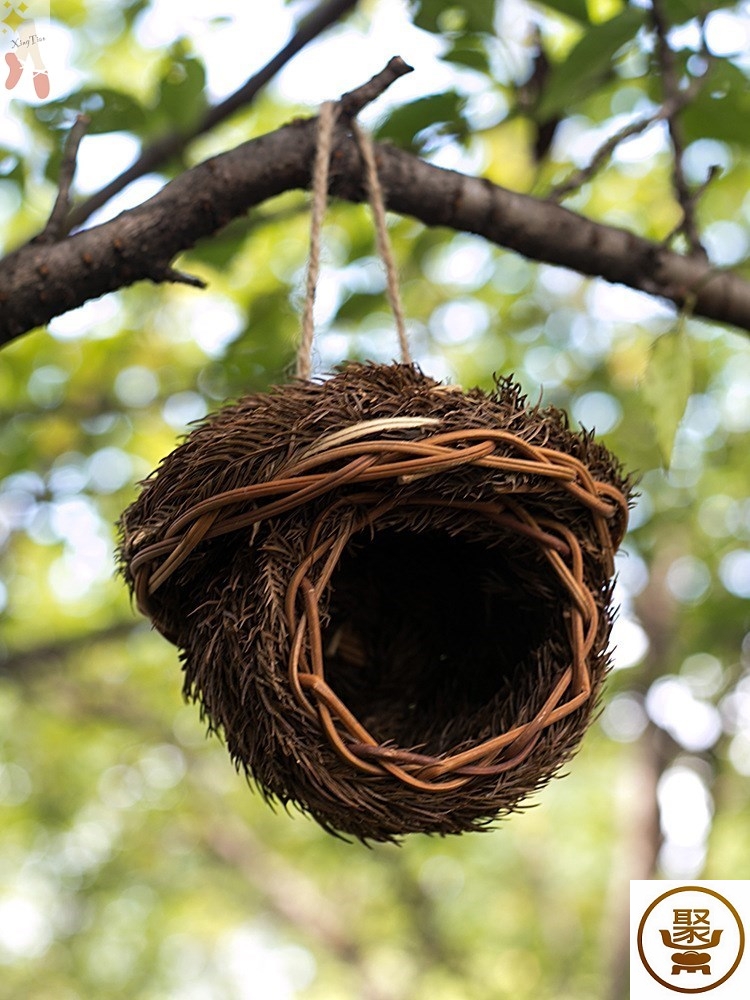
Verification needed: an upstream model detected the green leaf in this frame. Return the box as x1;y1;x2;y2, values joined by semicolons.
537;0;590;23
157;45;207;133
680;61;750;149
641;325;693;465
411;0;446;32
30;87;148;135
664;0;735;22
375;92;468;153
412;0;496;35
443;36;492;74
43;140;66;186
334;291;385;325
185;218;252;269
461;0;497;32
536;7;645;118
0;147;25;186
122;0;150;27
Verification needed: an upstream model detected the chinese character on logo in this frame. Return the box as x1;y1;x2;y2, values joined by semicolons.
659;908;724;976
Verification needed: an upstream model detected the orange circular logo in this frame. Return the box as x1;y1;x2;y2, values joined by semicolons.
637;886;745;993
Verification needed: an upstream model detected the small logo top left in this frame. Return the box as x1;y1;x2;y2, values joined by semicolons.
2;1;51;100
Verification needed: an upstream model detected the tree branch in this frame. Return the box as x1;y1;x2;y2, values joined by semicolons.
65;0;360;232
550;113;662;202
3;72;750;345
651;0;707;257
0;621;140;678
38;114;90;243
339;55;413;117
549;77;703;202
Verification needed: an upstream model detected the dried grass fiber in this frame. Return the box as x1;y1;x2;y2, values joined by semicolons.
119;362;631;841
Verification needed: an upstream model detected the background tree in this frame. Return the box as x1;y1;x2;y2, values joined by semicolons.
1;1;749;998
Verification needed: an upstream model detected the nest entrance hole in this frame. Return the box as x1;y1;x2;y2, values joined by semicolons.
321;527;557;754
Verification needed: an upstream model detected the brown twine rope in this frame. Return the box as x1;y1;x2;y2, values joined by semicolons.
296;102;411;381
350;118;411;367
297;102;337;380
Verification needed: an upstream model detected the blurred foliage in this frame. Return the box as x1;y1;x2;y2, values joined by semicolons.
640;321;694;463
1;0;750;998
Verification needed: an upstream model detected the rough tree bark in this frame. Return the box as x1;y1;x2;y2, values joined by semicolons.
2;53;750;348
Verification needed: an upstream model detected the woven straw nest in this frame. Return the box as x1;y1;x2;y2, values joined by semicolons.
119;362;631;841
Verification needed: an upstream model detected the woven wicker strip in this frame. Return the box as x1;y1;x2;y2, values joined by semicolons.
119;362;631;841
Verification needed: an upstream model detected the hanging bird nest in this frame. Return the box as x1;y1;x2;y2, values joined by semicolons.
118;362;631;841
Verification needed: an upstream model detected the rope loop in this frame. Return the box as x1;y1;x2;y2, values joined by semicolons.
296;102;411;380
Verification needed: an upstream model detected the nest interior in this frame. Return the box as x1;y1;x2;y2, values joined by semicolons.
323;528;556;753
119;362;631;842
